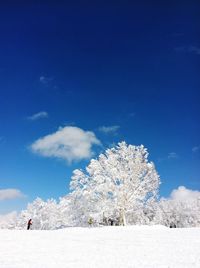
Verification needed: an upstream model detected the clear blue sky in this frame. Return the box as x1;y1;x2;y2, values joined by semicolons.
0;1;199;214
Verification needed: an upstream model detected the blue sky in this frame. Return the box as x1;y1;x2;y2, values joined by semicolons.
0;1;199;214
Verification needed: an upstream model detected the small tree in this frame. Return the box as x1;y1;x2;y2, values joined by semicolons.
70;142;160;225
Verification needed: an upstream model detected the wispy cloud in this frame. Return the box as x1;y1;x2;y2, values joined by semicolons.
0;189;25;201
30;126;101;163
39;76;53;86
168;152;178;159
39;76;61;92
27;111;48;121
0;136;5;143
188;46;200;55
171;32;184;37
98;125;120;134
157;152;179;162
175;45;200;55
192;146;200;153
129;112;136;118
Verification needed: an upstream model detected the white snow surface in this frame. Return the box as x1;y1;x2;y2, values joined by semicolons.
0;225;200;268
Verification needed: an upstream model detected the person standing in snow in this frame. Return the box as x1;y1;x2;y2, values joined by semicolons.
88;217;93;226
27;219;32;230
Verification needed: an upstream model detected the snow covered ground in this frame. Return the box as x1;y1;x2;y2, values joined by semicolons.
0;225;200;268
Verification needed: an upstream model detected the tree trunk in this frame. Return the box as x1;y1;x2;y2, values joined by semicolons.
119;209;126;226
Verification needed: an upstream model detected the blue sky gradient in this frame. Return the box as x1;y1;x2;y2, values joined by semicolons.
0;1;199;213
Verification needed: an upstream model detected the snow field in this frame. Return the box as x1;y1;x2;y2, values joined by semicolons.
0;226;200;268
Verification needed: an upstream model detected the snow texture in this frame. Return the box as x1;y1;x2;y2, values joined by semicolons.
0;225;200;268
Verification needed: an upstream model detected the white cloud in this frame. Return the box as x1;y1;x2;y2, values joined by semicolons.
170;186;200;201
168;152;178;159
98;125;120;134
30;126;101;163
27;111;48;121
0;189;24;201
192;146;200;153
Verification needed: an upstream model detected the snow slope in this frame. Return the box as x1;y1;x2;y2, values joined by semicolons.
0;225;200;268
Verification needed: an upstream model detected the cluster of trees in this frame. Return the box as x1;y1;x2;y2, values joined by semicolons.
3;142;200;229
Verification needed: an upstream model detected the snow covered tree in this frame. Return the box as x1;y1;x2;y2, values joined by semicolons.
0;211;17;229
15;195;77;230
16;198;63;230
11;141;200;229
70;142;160;225
156;197;200;227
11;142;163;229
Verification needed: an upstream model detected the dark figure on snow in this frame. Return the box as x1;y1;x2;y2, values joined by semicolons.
108;218;114;226
27;219;32;230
